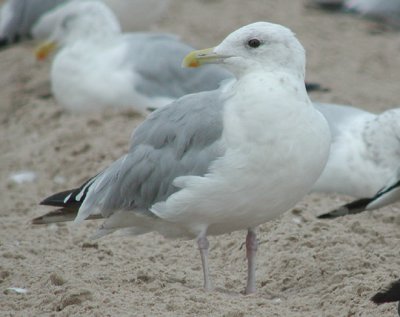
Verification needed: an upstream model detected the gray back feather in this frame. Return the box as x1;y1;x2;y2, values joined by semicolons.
123;33;232;99
81;90;226;218
313;102;371;140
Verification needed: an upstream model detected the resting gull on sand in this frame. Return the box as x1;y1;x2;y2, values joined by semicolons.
33;21;331;293
308;103;400;218
34;1;323;113
34;1;231;113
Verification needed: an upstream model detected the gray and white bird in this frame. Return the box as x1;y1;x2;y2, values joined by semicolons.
33;1;322;114
33;22;331;294
34;1;231;113
310;103;400;218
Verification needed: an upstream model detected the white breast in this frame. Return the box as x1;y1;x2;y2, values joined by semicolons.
151;73;331;237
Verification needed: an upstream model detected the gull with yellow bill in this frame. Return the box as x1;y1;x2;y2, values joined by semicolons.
33;21;331;294
34;1;231;113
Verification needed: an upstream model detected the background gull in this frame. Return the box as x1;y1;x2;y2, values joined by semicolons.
309;103;400;217
33;1;323;113
33;21;331;294
0;0;170;47
310;0;400;29
34;1;231;113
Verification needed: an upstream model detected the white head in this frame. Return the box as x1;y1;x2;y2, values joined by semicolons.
183;22;306;78
36;0;121;47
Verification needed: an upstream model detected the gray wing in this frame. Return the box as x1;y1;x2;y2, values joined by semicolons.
313;102;371;140
77;89;226;220
123;33;233;99
0;0;66;46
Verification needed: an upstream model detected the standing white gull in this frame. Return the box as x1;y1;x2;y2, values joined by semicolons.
33;22;331;293
309;103;400;218
34;1;231;113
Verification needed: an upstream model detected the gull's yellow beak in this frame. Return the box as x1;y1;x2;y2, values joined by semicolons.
182;47;223;68
34;40;57;61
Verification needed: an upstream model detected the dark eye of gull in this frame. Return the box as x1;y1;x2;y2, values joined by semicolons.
247;38;261;48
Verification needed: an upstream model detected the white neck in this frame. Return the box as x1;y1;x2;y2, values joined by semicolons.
220;71;312;148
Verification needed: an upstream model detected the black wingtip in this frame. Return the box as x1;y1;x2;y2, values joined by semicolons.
32;216;46;225
317;208;348;219
32;207;75;224
305;82;330;92
32;207;103;225
371;279;400;305
0;37;9;48
0;33;23;49
40;189;77;207
317;198;373;219
309;0;344;11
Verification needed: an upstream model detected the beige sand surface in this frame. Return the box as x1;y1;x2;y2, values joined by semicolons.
0;0;399;316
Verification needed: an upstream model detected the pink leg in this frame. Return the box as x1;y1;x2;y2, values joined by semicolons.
197;231;212;291
245;228;258;294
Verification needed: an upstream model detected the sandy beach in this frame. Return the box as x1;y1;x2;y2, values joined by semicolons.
0;0;399;316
